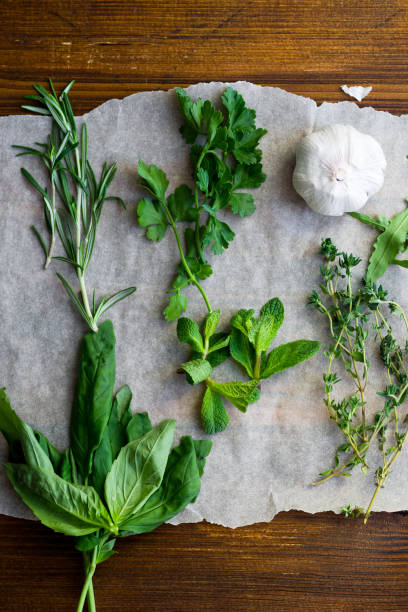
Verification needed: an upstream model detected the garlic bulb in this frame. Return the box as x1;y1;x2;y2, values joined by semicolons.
292;124;386;216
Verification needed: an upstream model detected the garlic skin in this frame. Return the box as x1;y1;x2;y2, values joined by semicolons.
292;124;386;216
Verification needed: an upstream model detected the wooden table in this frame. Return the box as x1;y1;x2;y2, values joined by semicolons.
1;1;408;610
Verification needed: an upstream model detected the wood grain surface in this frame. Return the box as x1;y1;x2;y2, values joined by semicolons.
2;1;408;610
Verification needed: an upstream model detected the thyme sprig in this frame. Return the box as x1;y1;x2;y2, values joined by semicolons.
15;80;136;331
310;238;408;522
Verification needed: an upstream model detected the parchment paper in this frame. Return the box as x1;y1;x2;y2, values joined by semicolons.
2;82;408;527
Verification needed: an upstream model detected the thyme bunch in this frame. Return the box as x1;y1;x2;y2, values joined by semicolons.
309;238;408;521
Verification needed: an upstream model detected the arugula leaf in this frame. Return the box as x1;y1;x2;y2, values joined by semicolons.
260;340;321;380
4;463;114;536
70;320;116;482
181;359;212;385
366;205;408;282
348;211;389;232
104;419;175;525
201;387;229;434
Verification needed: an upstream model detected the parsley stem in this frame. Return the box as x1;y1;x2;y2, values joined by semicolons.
193;144;209;264
161;197;212;313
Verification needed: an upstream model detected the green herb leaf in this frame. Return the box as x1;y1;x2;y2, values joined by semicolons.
229;328;255;378
229;192;256;218
201;387;229;434
137;160;169;201
4;464;113;536
164;293;188;321
181;359;212;385
204;310;220;342
104;419;175;525
207;379;260;412
260;340;321;380
70;320;116;482
366;205;408;282
126;412;152;442
137;197;168;242
348;211;388;232
118;436;211;534
177;317;204;353
168;185;195;222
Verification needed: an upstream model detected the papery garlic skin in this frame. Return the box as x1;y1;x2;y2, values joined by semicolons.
292;124;387;216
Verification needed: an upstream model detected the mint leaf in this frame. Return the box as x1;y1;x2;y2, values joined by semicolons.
204;310;220;341
230;328;255;378
230;309;255;337
260;340;321;380
177;317;204;353
201;387;229;434
207;379;260;412
248;314;277;353
181;359;212;385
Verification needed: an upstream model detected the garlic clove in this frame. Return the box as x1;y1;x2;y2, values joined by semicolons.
293;124;386;216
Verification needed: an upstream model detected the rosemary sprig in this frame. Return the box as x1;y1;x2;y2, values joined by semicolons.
15;80;136;331
309;238;408;521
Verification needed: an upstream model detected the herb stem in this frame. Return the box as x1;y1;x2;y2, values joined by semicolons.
74;147;97;331
77;547;97;612
254;353;261;380
45;181;56;269
161;197;212;313
193;144;209;264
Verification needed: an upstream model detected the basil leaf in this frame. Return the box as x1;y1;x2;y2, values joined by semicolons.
115;385;133;428
75;533;101;552
104;419;175;525
4;463;114;536
201;387;229;434
181;359;212;385
260;340;321;379
229;328;255;377
118;436;211;535
126;412;152;442
0;388;54;472
96;539;117;564
34;431;62;471
70;320;116;482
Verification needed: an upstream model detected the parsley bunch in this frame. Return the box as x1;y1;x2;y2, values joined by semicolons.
137;88;320;434
310;238;408;521
137;86;267;320
15;80;136;331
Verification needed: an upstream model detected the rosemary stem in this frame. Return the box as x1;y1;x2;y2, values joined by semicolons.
45;181;56;269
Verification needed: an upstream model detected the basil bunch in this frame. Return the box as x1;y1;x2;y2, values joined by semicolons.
0;321;211;612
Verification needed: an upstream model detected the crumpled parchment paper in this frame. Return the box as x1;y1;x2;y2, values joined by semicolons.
2;82;408;527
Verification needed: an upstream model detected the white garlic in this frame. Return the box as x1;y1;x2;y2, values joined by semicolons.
292;124;386;216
